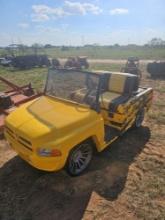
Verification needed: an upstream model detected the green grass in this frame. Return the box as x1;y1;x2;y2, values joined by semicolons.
90;63;123;71
45;46;165;59
0;67;47;92
1;46;165;59
0;63;123;92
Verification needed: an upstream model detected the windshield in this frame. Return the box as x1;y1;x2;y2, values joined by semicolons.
45;69;100;107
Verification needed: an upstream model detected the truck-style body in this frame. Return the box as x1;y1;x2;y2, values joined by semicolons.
5;69;153;176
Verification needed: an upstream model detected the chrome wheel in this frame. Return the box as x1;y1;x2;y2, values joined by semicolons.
67;142;93;176
135;109;145;128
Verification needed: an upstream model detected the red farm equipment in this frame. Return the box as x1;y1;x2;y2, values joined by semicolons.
0;76;41;134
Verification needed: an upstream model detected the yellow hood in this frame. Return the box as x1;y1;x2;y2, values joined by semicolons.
5;96;98;140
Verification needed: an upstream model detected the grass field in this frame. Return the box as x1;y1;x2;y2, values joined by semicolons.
0;63;123;92
0;66;47;92
45;46;165;59
1;46;165;60
0;63;164;220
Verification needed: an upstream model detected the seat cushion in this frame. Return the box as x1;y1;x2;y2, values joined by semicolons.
108;73;126;93
99;92;120;109
100;91;129;113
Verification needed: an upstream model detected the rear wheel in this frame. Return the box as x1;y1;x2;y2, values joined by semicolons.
134;109;145;128
66;141;93;176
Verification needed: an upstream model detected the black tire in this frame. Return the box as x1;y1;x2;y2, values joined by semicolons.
66;141;93;176
134;109;145;128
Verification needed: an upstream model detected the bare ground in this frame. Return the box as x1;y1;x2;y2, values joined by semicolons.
0;66;164;220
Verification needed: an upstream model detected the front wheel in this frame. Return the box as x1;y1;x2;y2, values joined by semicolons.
134;109;145;128
66;141;93;176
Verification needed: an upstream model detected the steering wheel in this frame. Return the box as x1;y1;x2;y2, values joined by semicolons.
86;76;96;90
82;89;93;103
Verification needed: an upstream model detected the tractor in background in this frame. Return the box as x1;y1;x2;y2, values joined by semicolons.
121;57;142;79
64;56;89;69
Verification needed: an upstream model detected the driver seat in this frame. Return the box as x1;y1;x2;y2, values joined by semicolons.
70;88;96;104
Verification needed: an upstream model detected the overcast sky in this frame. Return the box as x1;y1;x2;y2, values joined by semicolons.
0;0;165;46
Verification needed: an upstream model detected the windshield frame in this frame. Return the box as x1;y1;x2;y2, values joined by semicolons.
44;68;103;112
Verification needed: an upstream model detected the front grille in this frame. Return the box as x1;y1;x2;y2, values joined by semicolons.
5;126;32;152
17;140;32;151
6;126;15;139
19;136;31;146
6;126;13;134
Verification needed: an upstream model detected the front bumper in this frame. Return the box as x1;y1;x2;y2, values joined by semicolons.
5;132;65;172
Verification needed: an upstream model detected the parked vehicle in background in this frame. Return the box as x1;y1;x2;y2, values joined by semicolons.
147;61;165;78
0;57;12;67
0;58;4;65
12;55;50;69
64;56;89;69
121;57;142;79
51;58;61;68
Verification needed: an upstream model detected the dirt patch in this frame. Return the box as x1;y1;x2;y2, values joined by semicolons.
0;140;16;167
0;127;152;220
